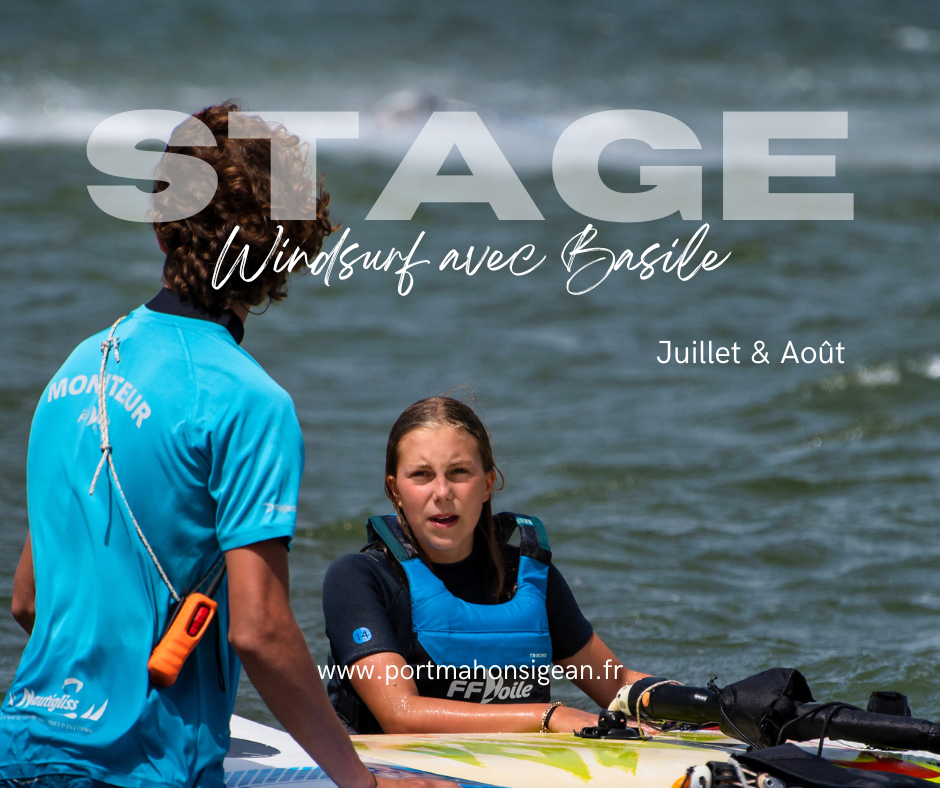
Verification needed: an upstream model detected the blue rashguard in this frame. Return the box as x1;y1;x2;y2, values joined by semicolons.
0;299;304;788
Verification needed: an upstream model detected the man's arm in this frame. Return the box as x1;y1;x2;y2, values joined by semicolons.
226;539;431;788
12;532;35;634
226;539;374;788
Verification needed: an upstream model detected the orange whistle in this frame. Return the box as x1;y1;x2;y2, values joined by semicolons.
147;593;218;687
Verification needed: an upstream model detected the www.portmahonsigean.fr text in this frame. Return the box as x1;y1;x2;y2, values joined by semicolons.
317;660;626;687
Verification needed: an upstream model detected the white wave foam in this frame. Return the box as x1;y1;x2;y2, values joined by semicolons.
2;86;940;176
855;364;901;387
908;356;940;380
0;109;109;144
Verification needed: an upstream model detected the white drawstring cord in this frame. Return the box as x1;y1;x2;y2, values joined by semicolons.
88;316;180;604
634;679;685;740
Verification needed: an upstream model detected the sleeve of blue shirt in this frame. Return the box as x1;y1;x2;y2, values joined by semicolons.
202;369;305;552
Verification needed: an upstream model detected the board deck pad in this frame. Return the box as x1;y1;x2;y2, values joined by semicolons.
226;716;508;787
226;715;940;787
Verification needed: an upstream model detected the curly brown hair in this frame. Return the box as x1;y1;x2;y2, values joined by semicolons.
151;101;333;313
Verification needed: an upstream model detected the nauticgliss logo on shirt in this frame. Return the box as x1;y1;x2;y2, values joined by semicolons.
8;677;108;722
263;502;298;515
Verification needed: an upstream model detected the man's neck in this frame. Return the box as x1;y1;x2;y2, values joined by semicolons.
231;302;249;324
147;287;246;345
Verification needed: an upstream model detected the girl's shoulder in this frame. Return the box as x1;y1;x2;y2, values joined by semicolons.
325;547;404;597
322;548;415;661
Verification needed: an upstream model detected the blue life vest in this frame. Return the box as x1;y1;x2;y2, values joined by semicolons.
367;512;554;704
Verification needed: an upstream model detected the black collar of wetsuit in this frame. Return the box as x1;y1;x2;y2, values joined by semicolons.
425;542;490;605
145;287;245;345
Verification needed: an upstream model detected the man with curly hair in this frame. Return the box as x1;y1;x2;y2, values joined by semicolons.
1;103;408;788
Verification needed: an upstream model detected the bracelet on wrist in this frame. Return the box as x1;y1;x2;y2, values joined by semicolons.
540;701;564;733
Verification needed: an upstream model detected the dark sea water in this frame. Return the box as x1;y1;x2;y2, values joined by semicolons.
3;0;940;730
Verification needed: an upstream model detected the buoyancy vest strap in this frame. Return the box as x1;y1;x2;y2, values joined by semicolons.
368;512;551;565
494;512;552;566
367;515;415;563
516;515;551;553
